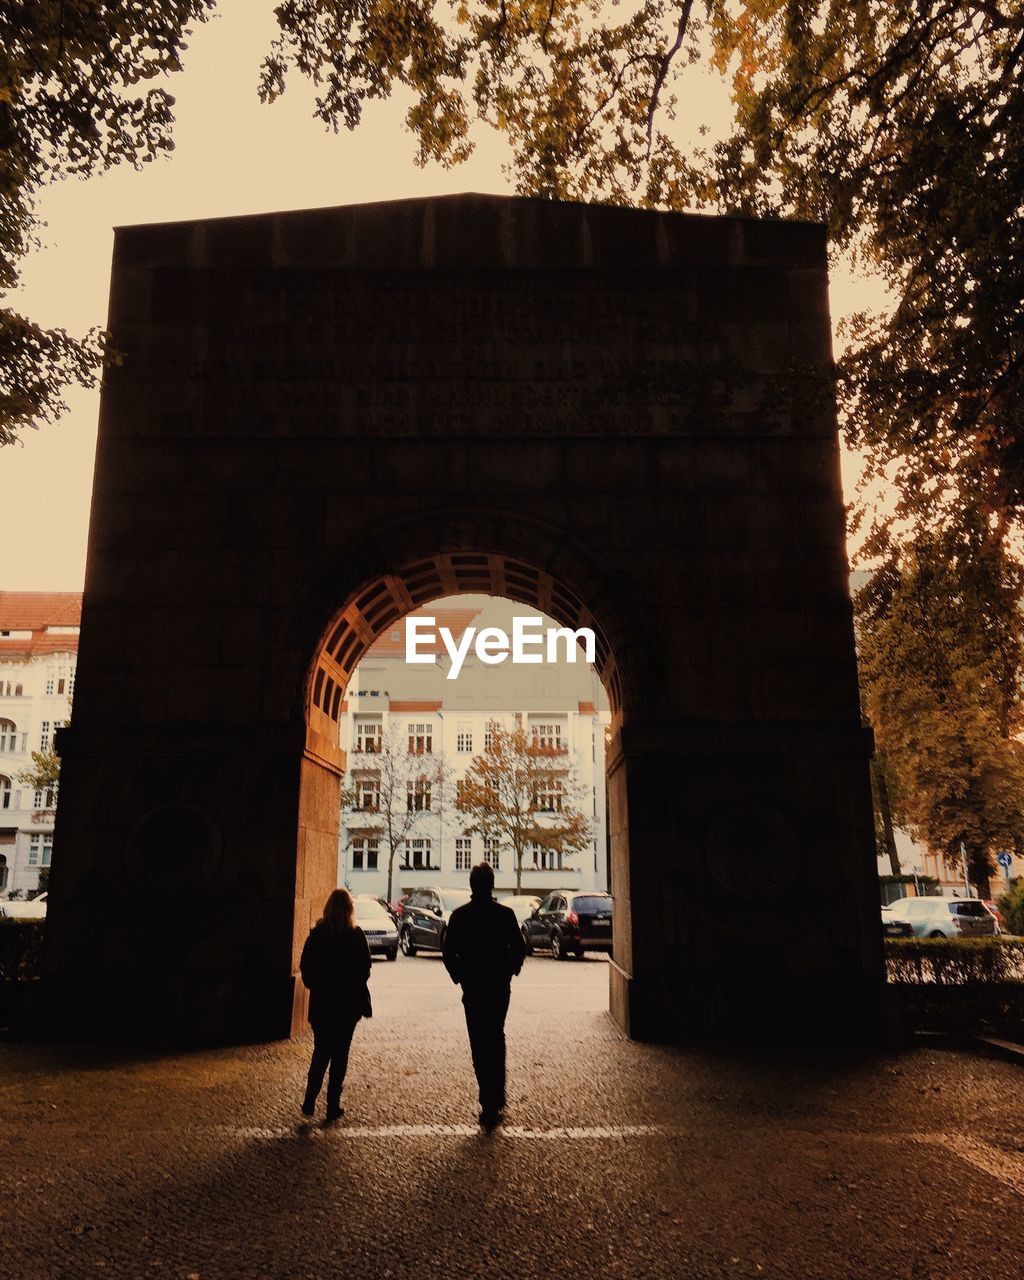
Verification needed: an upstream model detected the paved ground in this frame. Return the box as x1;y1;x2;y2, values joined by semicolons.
4;952;1024;1279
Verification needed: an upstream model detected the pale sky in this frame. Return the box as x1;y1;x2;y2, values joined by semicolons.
0;0;884;591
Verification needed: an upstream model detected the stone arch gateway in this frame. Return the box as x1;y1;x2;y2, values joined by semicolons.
44;194;882;1043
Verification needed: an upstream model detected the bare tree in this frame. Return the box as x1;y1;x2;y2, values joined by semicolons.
455;721;592;893
342;722;452;902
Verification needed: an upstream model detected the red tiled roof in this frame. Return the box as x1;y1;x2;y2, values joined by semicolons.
0;592;81;630
578;701;597;715
367;607;483;658
387;700;443;713
0;592;81;658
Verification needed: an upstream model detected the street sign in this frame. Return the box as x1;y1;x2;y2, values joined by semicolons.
997;850;1013;870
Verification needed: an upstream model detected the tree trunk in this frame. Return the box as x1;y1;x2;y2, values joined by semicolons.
515;845;522;894
873;763;902;877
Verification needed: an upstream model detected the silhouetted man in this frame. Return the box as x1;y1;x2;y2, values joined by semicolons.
443;862;527;1129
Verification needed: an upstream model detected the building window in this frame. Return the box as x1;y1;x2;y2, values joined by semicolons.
32;788;56;810
351;836;379;871
530;842;563;871
28;834;53;867
484;724;495;751
354;776;380;811
57;678;66;695
406;778;432;812
40;721;52;751
408;723;433;754
531;722;565;752
0;854;7;892
484;836;501;871
0;776;10;809
354;719;382;753
402;838;436;870
45;678;54;696
534;775;564;812
68;672;75;696
455;837;473;871
0;719;19;753
456;727;473;753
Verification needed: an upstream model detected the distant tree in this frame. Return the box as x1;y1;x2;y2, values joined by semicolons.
455;721;592;893
342;722;452;903
856;521;1024;893
17;748;61;818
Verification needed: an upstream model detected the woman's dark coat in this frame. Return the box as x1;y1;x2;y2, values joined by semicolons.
299;923;372;1027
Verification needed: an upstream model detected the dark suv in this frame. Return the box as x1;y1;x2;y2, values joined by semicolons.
522;890;613;960
398;886;472;956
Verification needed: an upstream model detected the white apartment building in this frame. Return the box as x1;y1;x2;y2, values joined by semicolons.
0;592;80;898
338;598;610;900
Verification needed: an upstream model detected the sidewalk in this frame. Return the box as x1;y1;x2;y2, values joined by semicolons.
3;955;1024;1278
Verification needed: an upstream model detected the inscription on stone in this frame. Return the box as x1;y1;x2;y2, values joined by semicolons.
139;268;777;438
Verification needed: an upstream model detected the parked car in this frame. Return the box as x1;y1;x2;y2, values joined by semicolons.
983;900;1006;932
399;887;473;956
887;895;996;938
498;894;542;927
1;892;47;921
881;905;913;938
353;895;399;960
356;893;399;925
522;890;613;959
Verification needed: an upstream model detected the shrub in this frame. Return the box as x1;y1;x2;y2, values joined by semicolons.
997;879;1024;937
0;918;45;982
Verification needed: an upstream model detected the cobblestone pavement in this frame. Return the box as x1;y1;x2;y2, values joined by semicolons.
4;954;1024;1279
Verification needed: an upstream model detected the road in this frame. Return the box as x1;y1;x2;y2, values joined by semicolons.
3;952;1024;1278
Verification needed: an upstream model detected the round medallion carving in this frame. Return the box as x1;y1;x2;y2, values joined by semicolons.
125;802;222;893
704;805;801;900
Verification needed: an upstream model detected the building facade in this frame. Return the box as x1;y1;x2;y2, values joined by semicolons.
338;599;610;900
0;593;80;898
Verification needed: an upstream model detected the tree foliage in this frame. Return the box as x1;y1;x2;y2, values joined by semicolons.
856;520;1024;890
261;0;1024;531
6;0;1024;535
16;746;60;797
455;720;591;893
1;0;214;444
342;722;452;902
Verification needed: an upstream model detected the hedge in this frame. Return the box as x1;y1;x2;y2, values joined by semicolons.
885;937;1024;985
0;917;45;982
886;938;1024;1040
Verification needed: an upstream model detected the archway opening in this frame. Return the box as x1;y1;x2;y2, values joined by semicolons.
292;552;634;1036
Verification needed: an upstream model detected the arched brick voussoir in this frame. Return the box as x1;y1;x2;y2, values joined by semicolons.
264;507;661;727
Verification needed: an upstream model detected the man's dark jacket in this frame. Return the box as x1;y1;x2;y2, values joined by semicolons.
299;923;372;1025
442;896;527;990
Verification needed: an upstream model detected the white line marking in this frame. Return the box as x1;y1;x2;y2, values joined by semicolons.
221;1124;1024;1191
229;1123;666;1141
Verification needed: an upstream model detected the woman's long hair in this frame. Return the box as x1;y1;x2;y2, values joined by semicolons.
319;887;355;935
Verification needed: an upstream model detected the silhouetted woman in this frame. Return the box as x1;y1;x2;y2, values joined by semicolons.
300;888;372;1121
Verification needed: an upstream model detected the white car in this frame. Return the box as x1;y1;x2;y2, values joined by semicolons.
887;895;996;938
353;896;399;960
498;894;543;926
1;891;47;920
